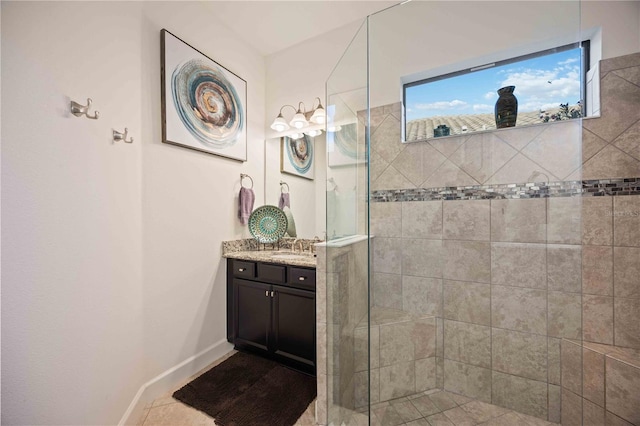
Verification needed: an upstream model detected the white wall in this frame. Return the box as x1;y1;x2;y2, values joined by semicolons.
265;21;363;237
1;1;265;424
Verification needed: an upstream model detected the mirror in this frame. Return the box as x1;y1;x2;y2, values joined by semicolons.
264;135;327;239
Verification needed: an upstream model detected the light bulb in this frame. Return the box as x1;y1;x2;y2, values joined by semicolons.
290;110;308;129
270;114;289;132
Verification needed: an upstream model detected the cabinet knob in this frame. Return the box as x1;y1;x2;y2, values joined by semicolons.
238;268;246;272
270;291;274;297
299;276;306;281
265;290;269;297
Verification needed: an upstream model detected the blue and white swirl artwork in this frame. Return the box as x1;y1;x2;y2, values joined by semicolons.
162;30;247;161
281;135;314;180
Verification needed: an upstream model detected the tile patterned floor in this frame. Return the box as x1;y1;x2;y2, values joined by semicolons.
368;389;558;426
137;352;556;426
137;350;315;426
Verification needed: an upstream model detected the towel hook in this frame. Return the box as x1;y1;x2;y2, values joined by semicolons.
280;181;290;193
113;128;134;143
70;98;99;120
240;173;253;189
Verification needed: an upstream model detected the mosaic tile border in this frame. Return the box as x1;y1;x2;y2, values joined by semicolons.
371;177;640;202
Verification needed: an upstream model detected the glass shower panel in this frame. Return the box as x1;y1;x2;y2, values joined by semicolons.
322;18;371;426
366;1;583;424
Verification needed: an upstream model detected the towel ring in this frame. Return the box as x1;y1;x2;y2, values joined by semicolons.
240;173;253;189
280;181;290;193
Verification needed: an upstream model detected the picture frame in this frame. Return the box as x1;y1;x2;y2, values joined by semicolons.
161;29;247;161
281;135;314;180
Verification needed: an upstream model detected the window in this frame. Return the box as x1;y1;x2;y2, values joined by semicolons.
403;42;589;141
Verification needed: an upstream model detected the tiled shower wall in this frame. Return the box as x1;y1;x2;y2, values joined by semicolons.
369;52;640;422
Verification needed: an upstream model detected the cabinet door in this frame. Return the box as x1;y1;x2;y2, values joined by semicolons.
272;286;316;373
233;279;271;353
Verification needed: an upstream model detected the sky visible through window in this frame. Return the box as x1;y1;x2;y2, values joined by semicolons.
405;47;582;122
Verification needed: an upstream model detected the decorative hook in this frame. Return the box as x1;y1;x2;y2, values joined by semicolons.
70;98;99;120
240;173;253;189
113;128;133;143
280;181;290;193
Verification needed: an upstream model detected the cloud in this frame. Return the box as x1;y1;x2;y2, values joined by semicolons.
558;57;579;66
499;66;581;112
414;100;468;110
484;91;497;100
473;104;494;113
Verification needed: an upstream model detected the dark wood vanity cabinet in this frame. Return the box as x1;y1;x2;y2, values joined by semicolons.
226;258;316;375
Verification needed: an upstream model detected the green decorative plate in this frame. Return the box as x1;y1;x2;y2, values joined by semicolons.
248;205;288;244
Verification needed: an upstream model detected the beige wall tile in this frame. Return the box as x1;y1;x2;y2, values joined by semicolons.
423;159;480;188
402;238;443;278
372;273;402;310
371;115;403;164
372;164;415;191
485;153;558;185
443;200;490;241
614;196;640;247
380;321;415;367
582;145;640;180
561;339;583;396
606;357;640;425
583;347;606;408
448;133;517;183
492;328;547;382
548;291;582;339
582;197;613;246
548;337;561;385
547;244;582;293
606;411;635;426
392;143;447;187
547;197;582;244
491;285;547;335
370;202;402;238
583;245;613;296
613;120;640;161
491;242;546;289
443;359;492;403
583;295;614;345
491;371;548;419
373;238;402;274
443;320;491;368
416;357;437;393
521;120;582;180
443;280;491;326
584;71;640;142
548;384;561;423
443;240;491;283
614;246;640;298
379;361;416;401
496;125;546;151
582;128;609;163
414;318;437;360
402;276;442;317
583;398;606;425
354;324;378;372
614;297;640;349
402;201;442;239
561;388;582;426
491;199;547;243
600;53;640;75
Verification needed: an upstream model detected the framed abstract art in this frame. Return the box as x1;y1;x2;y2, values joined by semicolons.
281;135;314;180
161;29;247;161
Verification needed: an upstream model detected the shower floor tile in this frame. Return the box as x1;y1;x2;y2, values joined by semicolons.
369;390;558;426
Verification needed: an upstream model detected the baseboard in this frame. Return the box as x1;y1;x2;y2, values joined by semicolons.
119;338;234;425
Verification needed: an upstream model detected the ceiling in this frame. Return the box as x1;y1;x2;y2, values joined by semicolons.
200;1;399;56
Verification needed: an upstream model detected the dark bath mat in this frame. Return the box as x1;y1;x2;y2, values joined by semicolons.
172;351;316;426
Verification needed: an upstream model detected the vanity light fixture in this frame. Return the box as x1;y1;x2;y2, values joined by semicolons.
270;97;326;136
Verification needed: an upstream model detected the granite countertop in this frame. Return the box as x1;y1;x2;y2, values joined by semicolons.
222;238;317;268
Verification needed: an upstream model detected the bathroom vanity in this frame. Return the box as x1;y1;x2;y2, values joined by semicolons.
223;242;317;375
